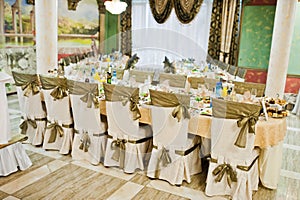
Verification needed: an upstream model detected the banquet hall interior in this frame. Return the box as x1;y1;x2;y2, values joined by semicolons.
0;0;300;199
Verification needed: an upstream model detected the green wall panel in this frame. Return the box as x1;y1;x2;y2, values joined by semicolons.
105;12;119;54
288;3;300;75
238;6;276;69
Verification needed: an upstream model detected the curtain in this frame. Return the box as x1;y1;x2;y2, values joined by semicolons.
149;0;173;24
120;0;132;56
149;0;204;24
173;0;204;24
132;0;212;71
207;0;241;65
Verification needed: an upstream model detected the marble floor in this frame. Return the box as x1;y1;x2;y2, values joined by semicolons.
1;94;300;200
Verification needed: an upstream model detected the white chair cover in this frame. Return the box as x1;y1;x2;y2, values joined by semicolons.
68;80;107;165
0;142;32;176
12;71;46;146
205;98;261;200
103;83;153;173
147;106;202;185
146;90;201;185
40;76;73;155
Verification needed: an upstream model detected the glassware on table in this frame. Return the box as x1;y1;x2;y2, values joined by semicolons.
251;88;257;101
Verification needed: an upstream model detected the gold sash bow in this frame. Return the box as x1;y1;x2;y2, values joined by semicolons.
19;119;37;135
212;98;261;148
154;146;172;178
21;81;40;97
111;139;127;169
46;122;64;143
50;86;68;100
121;96;141;120
150;89;190;122
40;76;68;100
172;104;190;122
159;147;172;167
67;80;100;108
12;71;40;97
79;131;91;152
235;115;257;148
104;83;141;120
212;163;237;188
80;92;99;108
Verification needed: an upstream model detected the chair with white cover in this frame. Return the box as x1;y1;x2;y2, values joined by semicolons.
129;69;154;83
159;73;187;89
147;89;202;185
188;76;205;89
12;71;46;146
233;81;266;97
68;80;108;165
0;135;32;176
103;83;153;173
205;98;262;200
40;75;73;154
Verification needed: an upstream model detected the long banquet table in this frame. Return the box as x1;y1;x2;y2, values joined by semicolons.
99;100;287;189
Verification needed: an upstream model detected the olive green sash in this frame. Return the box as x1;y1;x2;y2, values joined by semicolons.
79;131;91;152
68;80;99;108
12;71;40;97
212;98;261;148
233;81;266;97
188;76;205;89
111;138;127;169
103;83;141;120
159;73;187;88
212;163;237;188
46;122;64;143
19;118;37;135
154;146;172;178
149;89;190;122
40;76;68;100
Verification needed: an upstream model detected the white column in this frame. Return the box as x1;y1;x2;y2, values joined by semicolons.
0;0;5;45
35;0;58;74
265;0;297;98
17;0;23;44
0;72;12;144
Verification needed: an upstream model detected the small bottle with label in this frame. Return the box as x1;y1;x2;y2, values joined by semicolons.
106;66;112;84
111;69;117;84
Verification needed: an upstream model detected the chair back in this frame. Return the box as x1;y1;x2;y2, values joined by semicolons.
129;70;154;83
188;77;205;89
227;65;237;76
12;71;45;118
159;73;187;88
233;81;266;97
68;80;104;132
211;98;262;162
103;83;142;138
204;78;219;91
235;67;247;79
40;75;71;123
149;90;191;148
40;75;68;99
12;71;40;97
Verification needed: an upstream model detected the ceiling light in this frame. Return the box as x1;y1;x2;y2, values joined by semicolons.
104;0;127;15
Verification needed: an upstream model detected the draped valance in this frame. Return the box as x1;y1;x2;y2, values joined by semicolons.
149;0;203;24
